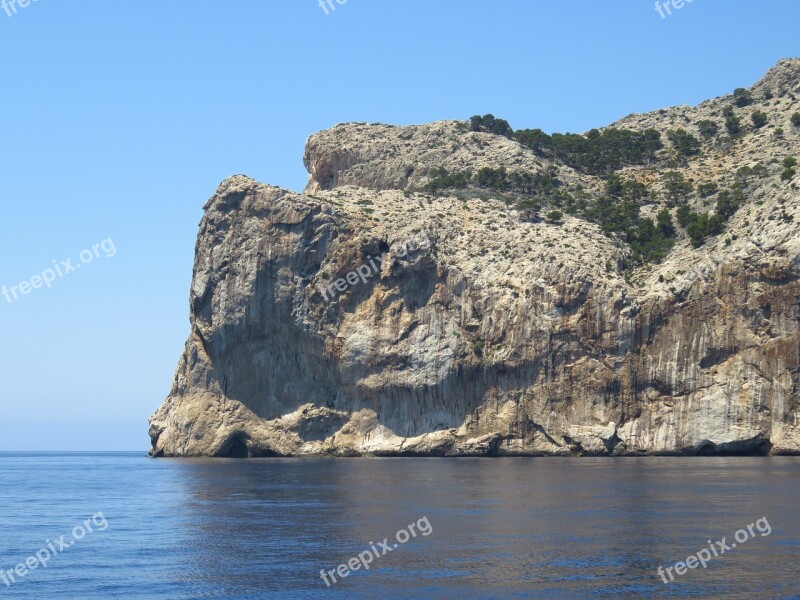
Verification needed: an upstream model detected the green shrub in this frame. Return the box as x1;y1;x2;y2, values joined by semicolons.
469;115;665;176
470;114;514;137
679;186;743;246
686;212;724;247
735;163;767;184
514;128;551;150
723;107;741;135
751;111;768;128
584;189;638;237
733;88;753;107
662;171;693;205
667;129;701;156
605;174;650;203
783;156;797;168
630;216;675;263
546;210;564;223
508;168;559;195
656;208;675;237
515;127;662;176
476;166;509;190
516;198;540;220
426;163;563;199
715;187;744;220
782;167;796;181
578;177;675;264
425;167;472;193
698;182;719;197
676;205;692;227
696;120;719;139
791;113;800;127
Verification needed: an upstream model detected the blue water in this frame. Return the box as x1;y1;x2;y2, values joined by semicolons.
0;454;798;599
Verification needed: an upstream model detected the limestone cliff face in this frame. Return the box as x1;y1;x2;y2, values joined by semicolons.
149;60;800;457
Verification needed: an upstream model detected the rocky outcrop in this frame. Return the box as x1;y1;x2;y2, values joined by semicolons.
149;60;800;457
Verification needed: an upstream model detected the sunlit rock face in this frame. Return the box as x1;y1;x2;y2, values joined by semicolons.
150;60;800;457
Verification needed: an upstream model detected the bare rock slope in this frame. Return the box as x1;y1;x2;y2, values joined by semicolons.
150;59;800;457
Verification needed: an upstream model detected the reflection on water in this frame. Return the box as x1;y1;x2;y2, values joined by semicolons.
0;454;798;599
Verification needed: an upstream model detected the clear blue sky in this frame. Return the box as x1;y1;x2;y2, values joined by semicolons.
0;0;797;451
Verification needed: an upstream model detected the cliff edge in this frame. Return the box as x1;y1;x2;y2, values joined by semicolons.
150;60;800;456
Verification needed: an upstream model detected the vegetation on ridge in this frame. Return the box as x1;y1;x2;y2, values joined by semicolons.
433;98;788;266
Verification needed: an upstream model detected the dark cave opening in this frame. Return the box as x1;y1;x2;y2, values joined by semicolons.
218;435;250;458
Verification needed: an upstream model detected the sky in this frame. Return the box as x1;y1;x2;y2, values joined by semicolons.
0;0;798;451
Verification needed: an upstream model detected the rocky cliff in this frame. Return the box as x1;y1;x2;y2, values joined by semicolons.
150;59;800;457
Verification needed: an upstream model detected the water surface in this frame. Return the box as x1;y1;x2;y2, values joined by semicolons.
0;454;798;599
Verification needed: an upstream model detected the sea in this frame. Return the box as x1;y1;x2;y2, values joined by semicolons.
0;453;798;599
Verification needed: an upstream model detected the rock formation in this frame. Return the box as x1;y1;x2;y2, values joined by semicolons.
150;59;800;456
